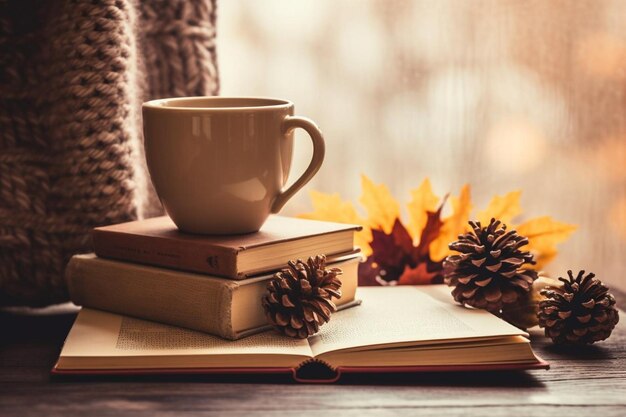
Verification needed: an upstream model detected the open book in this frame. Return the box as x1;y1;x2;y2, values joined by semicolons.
53;286;548;382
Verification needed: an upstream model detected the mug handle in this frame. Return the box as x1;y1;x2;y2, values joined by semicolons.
271;115;325;213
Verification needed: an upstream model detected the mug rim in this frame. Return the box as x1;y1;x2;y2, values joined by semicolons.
142;96;294;112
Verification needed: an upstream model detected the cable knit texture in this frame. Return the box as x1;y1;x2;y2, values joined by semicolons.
0;0;219;306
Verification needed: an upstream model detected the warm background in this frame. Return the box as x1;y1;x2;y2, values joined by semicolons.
218;0;626;291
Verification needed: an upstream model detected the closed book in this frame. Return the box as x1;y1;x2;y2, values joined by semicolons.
53;286;548;382
66;253;360;340
92;215;361;279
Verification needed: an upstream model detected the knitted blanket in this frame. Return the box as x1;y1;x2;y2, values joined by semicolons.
0;0;219;306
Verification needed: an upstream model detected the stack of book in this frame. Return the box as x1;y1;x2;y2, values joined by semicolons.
66;215;362;340
57;215;548;382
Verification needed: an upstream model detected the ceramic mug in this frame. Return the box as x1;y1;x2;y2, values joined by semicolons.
142;97;325;234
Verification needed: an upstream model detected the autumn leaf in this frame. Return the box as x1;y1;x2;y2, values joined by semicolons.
358;219;412;286
515;216;577;268
531;248;558;270
407;178;440;242
429;184;472;262
355;233;374;257
300;191;361;223
359;174;400;235
300;176;577;283
398;205;446;285
298;190;373;256
357;259;383;286
359;205;445;286
516;216;577;252
477;190;522;226
415;205;445;260
368;219;414;279
398;263;440;285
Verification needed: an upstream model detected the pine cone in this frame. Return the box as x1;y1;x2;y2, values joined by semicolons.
443;218;538;312
538;270;619;345
262;255;342;339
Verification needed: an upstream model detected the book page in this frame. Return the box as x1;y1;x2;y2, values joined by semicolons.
60;309;313;365
309;286;527;357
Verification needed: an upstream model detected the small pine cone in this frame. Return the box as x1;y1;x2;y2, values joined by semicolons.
262;255;342;339
538;270;619;345
443;218;538;312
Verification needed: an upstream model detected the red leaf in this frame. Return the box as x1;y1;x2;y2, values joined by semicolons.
413;200;445;260
358;258;382;286
398;263;440;285
360;219;412;284
360;211;446;285
369;219;413;266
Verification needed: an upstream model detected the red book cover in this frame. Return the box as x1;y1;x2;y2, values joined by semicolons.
92;215;360;279
51;360;550;384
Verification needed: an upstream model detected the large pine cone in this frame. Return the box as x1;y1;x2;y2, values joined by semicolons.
262;255;342;339
538;270;619;345
443;219;538;312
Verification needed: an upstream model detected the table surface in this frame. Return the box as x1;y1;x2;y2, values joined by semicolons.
1;293;625;417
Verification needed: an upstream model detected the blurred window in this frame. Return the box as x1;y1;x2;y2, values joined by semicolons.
218;0;626;289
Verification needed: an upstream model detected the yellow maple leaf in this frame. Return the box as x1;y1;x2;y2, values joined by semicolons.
359;174;400;235
515;216;577;268
477;190;523;226
532;248;558;270
298;190;373;256
300;190;361;224
300;177;576;272
429;184;472;262
406;178;440;243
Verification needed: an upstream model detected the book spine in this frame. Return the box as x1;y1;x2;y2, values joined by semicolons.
92;229;240;278
66;256;240;340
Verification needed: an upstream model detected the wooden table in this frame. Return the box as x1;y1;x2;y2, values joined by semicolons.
1;294;625;417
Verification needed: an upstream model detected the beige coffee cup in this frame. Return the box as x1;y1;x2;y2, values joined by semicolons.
142;97;325;234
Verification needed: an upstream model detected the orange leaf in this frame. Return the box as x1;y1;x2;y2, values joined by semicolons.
515;216;577;268
477;190;522;226
532;248;558;270
299;190;373;256
407;178;440;243
429;184;472;261
359;174;400;234
300;190;362;223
